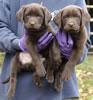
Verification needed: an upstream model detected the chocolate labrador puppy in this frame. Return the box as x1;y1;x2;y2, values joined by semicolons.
53;5;90;91
3;3;61;99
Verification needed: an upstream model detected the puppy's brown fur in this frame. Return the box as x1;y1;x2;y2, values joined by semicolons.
3;3;61;99
53;5;90;91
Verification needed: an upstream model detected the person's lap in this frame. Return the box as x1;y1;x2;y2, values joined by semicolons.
9;72;63;100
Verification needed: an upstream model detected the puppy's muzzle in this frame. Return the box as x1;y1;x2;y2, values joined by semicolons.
68;22;75;27
64;22;80;33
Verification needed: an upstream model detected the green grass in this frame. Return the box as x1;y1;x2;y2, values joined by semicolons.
0;53;4;72
76;55;93;71
76;55;93;100
0;53;93;100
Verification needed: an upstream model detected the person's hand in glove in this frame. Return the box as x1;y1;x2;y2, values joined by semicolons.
37;32;54;52
56;30;73;59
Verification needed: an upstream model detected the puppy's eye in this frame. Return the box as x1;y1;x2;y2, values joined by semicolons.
37;15;42;19
25;13;30;17
63;15;70;19
26;14;30;17
74;14;80;18
37;14;42;17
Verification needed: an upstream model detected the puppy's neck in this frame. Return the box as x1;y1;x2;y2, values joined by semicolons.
26;26;48;42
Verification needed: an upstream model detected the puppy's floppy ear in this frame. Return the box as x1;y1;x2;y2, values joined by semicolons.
43;7;52;26
80;8;90;26
16;6;26;23
53;9;63;29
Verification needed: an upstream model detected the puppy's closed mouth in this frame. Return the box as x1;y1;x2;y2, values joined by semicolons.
65;28;79;33
27;27;41;31
69;30;78;33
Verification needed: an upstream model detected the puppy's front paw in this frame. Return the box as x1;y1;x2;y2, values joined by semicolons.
6;89;15;99
36;66;46;77
46;70;54;83
46;73;54;83
55;83;62;92
61;66;72;82
55;72;62;91
33;73;43;87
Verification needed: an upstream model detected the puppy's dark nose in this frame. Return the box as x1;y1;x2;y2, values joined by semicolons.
68;23;74;27
30;21;35;25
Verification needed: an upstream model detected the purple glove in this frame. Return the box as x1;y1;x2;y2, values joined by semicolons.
19;30;27;52
56;30;73;59
37;32;54;52
19;30;54;52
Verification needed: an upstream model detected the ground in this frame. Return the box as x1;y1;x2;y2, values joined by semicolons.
76;55;93;100
0;53;93;100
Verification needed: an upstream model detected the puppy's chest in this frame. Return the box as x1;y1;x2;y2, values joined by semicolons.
28;30;47;42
